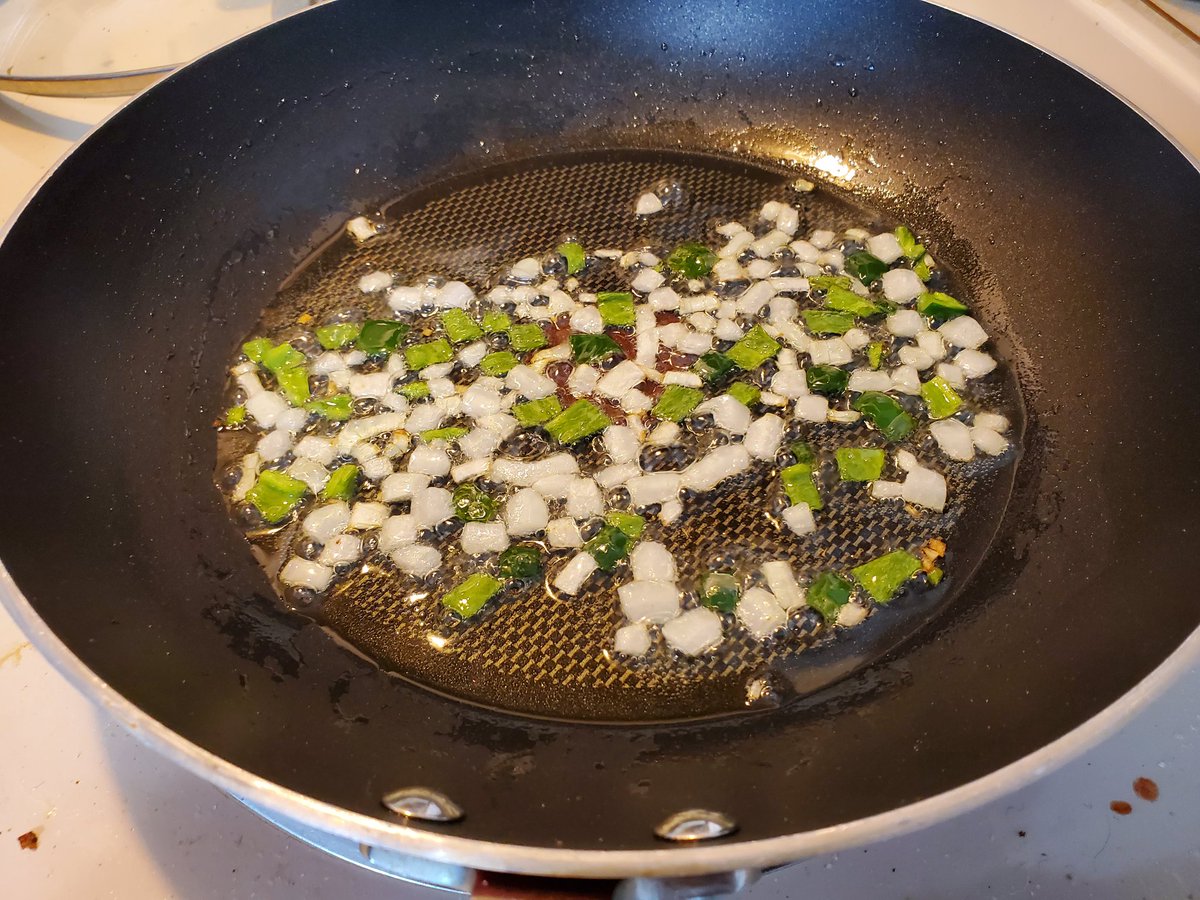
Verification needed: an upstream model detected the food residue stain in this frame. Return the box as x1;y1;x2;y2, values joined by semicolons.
17;830;39;850
1133;776;1159;802
1109;800;1132;816
0;641;31;668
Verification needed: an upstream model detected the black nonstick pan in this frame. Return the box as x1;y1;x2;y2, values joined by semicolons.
2;0;1199;891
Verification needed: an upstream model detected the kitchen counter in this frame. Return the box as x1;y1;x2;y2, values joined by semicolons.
2;1;1199;896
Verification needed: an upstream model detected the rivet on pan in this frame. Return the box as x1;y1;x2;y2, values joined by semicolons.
381;787;464;823
654;809;737;842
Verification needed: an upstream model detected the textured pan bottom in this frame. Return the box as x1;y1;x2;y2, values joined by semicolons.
223;148;1021;722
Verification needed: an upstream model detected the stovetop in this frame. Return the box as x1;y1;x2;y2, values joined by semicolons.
2;1;1199;896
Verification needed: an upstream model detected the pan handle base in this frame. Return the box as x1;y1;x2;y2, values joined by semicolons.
236;794;761;897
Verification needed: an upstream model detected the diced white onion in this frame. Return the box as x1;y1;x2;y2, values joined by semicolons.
974;411;1010;433
256;428;293;462
635;192;664;215
287;457;330;494
696;394;751;434
972;426;1009;456
659;500;683;525
391;544;441;577
461;384;503;418
565;477;604;519
345;216;377;242
744;413;784;461
627;473;682;507
348;501;390;530
915;330;947;361
380;472;430;503
506;365;557;400
318;533;363;567
886;309;923;338
451;458;491;483
737;587;787;639
902;466;947;512
281;557;334;591
618;581;682;624
889;365;922;395
782;502;816;535
938;316;989;350
929;419;975;462
847;369;892;393
794;394;829;422
870;480;904;500
294;436;336;466
361;456;393;482
632;267;665;293
881;268;924;304
614;623;652;656
955;348;997;379
245;391;289;428
408;445;452;477
761;561;805;611
662;608;722;656
808;338;853;366
378;514;419;551
866;233;904;264
302;501;351;544
460;522;509;555
505;487;550;536
596;360;645;399
546;517;583;548
935;363;966;389
554;552;599;595
649;421;681;446
630;542;677;582
410;488;454;527
681;445;751;492
837;602;870;627
358;270;394;293
898;345;934;371
232;452;261;502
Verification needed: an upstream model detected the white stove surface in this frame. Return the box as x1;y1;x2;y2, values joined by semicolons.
2;2;1199;896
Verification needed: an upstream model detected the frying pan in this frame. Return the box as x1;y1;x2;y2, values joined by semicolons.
2;0;1199;893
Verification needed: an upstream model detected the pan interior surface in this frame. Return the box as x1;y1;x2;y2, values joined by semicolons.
221;149;1023;722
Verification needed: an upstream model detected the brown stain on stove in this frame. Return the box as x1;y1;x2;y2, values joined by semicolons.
1109;800;1133;816
1133;777;1160;802
0;641;31;668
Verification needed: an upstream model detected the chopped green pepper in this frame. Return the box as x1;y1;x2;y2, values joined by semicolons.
224;405;246;427
700;572;741;613
780;463;823;510
441;309;483;344
398;381;431;400
692;351;737;385
726;381;761;407
654;385;704;422
584;524;633;571
261;342;306;373
726;325;780;370
806;571;853;623
498;544;543;580
242;337;274;363
852;391;916;441
479;350;520;376
894;225;925;262
420;426;470;443
508;323;548;352
441;573;503;618
247;470;308;523
808;275;853;293
274;366;311;406
920;376;963;420
321;464;360;501
452;483;498;522
605;510;646;539
597;291;636;327
665;241;718;278
844;250;887;286
305;394;353;421
867;341;885;370
825;286;885;318
916;291;969;321
791;441;816;465
314;322;361;350
512;396;563;426
927;566;944;586
557;241;587;275
405;338;455;370
481;310;511;334
802;309;856;335
835;448;886;482
806;364;849;396
914;257;933;281
544;399;611;444
569;333;623;364
851;550;921;603
356;319;410;355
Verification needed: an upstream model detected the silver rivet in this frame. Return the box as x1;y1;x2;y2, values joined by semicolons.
654;809;737;842
381;787;464;823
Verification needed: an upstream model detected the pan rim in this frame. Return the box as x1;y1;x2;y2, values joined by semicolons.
5;561;1200;879
2;0;1200;880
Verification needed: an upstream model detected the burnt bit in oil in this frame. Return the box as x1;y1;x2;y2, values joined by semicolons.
1110;800;1132;816
17;830;39;850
